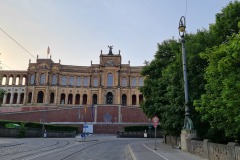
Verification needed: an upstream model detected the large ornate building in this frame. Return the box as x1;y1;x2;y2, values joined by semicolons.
0;47;144;107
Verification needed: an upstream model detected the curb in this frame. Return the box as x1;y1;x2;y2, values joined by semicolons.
127;144;136;160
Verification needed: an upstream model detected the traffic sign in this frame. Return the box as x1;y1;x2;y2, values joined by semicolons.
152;116;159;129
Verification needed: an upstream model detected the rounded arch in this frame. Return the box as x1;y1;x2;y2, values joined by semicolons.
106;92;113;104
132;94;136;105
83;94;87;105
37;91;44;103
6;93;11;104
75;94;80;104
20;93;24;104
92;94;97;104
122;94;127;106
13;93;18;104
60;93;65;104
28;92;32;103
50;92;55;104
68;94;73;104
139;94;143;104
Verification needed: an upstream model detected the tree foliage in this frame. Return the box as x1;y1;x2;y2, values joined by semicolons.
140;1;240;141
195;33;240;140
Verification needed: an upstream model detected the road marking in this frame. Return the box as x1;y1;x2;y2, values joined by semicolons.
142;143;169;160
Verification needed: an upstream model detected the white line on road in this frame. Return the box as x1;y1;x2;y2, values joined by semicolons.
142;143;169;160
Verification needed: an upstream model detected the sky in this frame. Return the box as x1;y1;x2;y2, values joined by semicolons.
0;0;235;70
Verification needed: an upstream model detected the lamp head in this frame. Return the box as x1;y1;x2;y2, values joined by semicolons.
179;16;186;37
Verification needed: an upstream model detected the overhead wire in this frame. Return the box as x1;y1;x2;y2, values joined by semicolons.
0;26;36;60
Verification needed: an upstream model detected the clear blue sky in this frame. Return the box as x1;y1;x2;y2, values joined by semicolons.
0;0;234;70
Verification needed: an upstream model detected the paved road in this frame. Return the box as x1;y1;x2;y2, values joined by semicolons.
0;135;139;160
0;135;203;160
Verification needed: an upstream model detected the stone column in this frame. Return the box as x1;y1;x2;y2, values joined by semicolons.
117;70;120;87
10;92;14;104
3;94;7;104
17;92;21;104
181;129;197;152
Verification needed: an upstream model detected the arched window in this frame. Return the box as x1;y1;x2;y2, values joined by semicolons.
2;76;6;85
60;93;65;104
20;93;24;104
15;76;20;85
83;77;89;87
92;94;97;104
69;76;74;86
131;77;137;87
22;76;26;85
6;93;11;104
50;92;54;103
106;92;113;104
75;94;80;104
61;76;67;86
40;73;45;85
122;94;127;106
68;94;73;104
28;92;32;103
107;73;113;87
52;74;57;85
37;91;44;103
30;74;35;85
139;94;143;104
83;94;87;105
13;93;18;104
93;77;98;87
139;77;144;86
9;76;13;85
76;76;81;86
132;94;136;105
121;77;127;87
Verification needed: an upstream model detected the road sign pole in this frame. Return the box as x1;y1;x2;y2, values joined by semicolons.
155;128;157;150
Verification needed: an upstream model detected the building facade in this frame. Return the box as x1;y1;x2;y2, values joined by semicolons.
0;48;144;107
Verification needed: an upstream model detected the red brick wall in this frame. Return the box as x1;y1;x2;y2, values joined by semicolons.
0;105;148;123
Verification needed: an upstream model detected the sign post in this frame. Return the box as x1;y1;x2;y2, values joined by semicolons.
152;116;159;150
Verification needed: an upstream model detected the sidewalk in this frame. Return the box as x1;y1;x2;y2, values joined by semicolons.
128;138;203;160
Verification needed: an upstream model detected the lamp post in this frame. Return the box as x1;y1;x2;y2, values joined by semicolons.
178;16;194;130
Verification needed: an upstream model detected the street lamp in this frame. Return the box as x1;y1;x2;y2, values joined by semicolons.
178;16;194;130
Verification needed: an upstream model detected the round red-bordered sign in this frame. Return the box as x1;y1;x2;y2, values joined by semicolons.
152;116;159;129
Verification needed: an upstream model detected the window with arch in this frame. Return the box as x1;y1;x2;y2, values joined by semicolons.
107;73;113;87
28;92;32;103
139;77;144;86
83;94;87;105
60;93;65;104
92;94;97;104
2;76;6;85
22;76;26;85
30;74;35;85
52;74;57;85
13;93;18;104
83;77;89;87
61;76;67;86
69;76;74;86
131;77;137;87
122;94;127;106
132;94;136;105
9;76;13;85
68;94;73;104
93;77;98;87
76;76;81;86
75;94;80;104
20;93;24;104
6;93;11;104
106;92;113;104
37;91;44;103
121;77;127;87
40;73;45;85
50;92;54;103
15;76;20;85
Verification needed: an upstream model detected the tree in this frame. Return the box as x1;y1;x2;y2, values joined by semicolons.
195;33;240;140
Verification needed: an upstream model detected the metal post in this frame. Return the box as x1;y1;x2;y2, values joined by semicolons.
154;128;157;150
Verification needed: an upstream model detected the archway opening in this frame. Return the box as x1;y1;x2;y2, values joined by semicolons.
92;94;97;104
37;91;44;103
106;92;113;104
122;94;127;106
